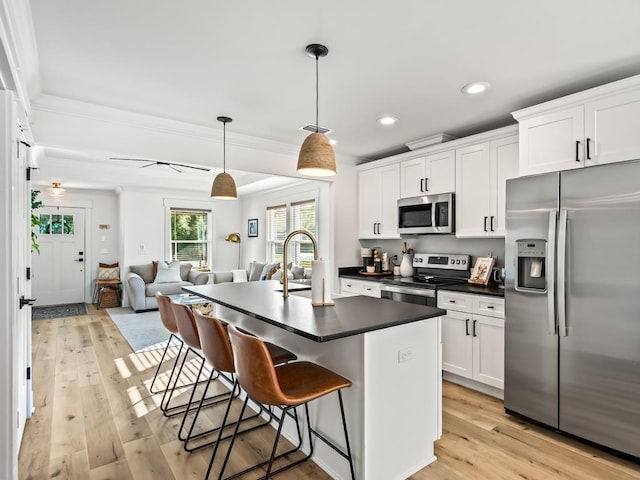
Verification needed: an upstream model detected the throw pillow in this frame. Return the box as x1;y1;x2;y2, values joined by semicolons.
248;262;266;282
266;266;278;280
98;267;120;280
154;261;182;283
291;265;305;279
99;262;118;268
260;262;280;280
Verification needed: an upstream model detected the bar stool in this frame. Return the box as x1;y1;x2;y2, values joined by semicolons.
217;325;355;480
187;311;297;454
149;293;184;395
161;299;227;418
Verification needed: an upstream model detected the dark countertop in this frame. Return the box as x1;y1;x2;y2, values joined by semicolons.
183;280;446;343
338;267;504;298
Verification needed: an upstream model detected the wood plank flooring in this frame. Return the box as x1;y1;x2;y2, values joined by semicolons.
19;305;640;479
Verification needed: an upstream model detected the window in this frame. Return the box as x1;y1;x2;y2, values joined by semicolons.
266;199;316;268
39;213;74;235
291;200;316;268
170;209;211;269
266;204;287;265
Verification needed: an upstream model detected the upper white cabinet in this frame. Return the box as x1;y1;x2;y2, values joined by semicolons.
399;150;455;198
358;163;400;239
455;134;519;237
514;75;640;176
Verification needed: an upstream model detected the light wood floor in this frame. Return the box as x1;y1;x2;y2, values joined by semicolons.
19;305;640;480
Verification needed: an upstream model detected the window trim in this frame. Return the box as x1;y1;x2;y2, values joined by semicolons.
167;207;213;269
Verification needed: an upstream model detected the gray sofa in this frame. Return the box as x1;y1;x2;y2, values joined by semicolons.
212;261;312;285
124;261;209;312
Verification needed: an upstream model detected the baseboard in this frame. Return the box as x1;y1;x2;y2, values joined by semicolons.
443;372;504;400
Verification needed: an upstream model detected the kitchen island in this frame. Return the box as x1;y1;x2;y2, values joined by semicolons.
184;280;445;480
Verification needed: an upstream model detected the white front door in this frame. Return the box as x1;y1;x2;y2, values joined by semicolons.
31;207;86;306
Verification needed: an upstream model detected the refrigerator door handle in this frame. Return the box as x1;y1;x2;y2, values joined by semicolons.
547;210;558;335
557;209;568;337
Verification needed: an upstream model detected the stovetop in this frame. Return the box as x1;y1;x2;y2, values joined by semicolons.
395;274;469;289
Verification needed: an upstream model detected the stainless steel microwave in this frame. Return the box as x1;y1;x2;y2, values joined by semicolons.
397;193;455;234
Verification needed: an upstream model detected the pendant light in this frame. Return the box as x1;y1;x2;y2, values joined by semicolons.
297;43;336;177
211;116;237;199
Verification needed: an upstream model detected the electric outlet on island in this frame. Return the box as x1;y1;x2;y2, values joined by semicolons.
398;347;415;363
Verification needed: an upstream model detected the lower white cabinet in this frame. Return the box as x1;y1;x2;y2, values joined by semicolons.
340;278;381;298
438;291;504;390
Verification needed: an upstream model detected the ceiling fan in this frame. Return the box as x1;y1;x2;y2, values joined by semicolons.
108;157;211;173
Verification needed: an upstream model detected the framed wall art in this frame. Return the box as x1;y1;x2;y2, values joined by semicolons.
248;218;258;237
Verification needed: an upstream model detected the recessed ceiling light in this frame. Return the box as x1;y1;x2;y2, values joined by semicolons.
461;81;491;95
377;116;398;126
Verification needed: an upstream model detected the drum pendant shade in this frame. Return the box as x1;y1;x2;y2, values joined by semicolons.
211;116;237;199
296;44;336;177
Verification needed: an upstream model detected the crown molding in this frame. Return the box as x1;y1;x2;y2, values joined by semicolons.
31;94;304;157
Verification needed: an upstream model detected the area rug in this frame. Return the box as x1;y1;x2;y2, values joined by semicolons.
32;302;88;320
107;307;170;352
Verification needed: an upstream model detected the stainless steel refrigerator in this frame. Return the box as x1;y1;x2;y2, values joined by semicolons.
504;160;640;459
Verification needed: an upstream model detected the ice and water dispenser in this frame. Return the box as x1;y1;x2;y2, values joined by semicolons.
515;240;547;292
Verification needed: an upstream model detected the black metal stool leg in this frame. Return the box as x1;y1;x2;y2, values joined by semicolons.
149;334;182;394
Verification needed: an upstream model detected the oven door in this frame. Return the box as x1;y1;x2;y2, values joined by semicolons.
380;284;437;307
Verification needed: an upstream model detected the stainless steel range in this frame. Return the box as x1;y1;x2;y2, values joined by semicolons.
380;253;470;307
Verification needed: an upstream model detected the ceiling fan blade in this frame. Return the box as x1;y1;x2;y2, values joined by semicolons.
108;156;209;172
169;162;210;172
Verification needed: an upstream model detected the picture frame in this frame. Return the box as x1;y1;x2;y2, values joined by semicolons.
248;218;258;237
468;256;495;285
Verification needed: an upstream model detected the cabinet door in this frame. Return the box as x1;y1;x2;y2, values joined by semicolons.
378;163;400;238
489;135;519;237
425;150;455;195
358;168;381;239
441;309;473;378
455;143;492;237
400;157;426;198
518;106;584;175
472;314;505;389
585;89;640;166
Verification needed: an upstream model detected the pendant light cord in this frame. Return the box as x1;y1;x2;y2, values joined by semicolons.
315;54;319;133
223;121;226;172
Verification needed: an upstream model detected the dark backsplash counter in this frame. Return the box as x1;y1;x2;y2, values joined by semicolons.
338;266;504;298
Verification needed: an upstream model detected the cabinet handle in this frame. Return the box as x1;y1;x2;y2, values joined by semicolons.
483;216;488;232
346;284;352;288
586;138;591;160
449;300;456;303
490;216;495;231
376;222;380;235
487;305;494;309
465;319;470;336
424;177;429;192
473;319;478;337
575;140;580;162
420;178;424;192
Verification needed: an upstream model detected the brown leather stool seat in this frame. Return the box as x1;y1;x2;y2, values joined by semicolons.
213;325;355;480
182;311;297;453
149;293;184;395
160;299;228;419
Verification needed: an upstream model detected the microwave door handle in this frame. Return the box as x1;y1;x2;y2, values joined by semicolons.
431;202;437;229
547;210;558;335
557;209;568;337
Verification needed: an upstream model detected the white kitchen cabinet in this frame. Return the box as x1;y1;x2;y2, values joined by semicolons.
438;291;504;390
358;163;400;239
399;150;455;198
455;135;518;237
340;278;381;298
514;75;640;175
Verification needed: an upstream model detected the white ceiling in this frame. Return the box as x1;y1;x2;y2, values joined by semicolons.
22;0;640;191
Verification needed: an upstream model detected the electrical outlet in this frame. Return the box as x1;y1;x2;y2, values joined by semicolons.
398;347;415;363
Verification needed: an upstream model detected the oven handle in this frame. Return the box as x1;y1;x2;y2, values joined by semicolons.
379;284;436;298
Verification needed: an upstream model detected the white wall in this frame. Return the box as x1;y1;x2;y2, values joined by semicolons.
118;187;243;305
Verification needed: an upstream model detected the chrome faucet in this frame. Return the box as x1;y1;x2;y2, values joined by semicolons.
281;229;318;298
